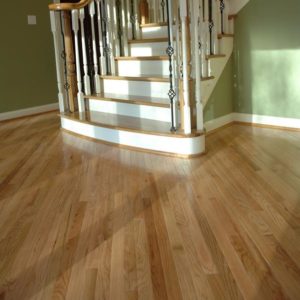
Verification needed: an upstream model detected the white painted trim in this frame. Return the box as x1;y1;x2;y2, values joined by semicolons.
0;103;59;121
205;112;300;132
233;113;300;130
205;113;234;132
61;117;205;156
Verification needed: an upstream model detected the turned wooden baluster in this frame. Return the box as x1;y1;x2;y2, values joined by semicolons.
50;11;67;112
72;10;85;112
62;11;78;112
139;0;149;25
179;0;192;134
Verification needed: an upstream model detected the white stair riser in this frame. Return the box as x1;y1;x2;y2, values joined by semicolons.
61;117;205;156
130;42;167;56
141;26;168;39
88;99;171;122
103;79;169;98
117;60;169;76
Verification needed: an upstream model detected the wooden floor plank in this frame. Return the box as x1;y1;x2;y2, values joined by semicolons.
1;113;300;299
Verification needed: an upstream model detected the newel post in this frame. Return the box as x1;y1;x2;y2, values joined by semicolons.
179;0;192;134
62;11;78;112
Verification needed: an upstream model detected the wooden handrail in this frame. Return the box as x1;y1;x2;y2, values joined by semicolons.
49;0;92;11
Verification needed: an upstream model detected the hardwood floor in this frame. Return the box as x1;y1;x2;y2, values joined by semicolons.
1;112;300;300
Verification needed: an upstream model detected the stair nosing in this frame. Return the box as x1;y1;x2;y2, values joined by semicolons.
61;112;203;138
128;38;168;44
140;22;168;28
115;56;168;61
84;94;170;108
101;75;169;83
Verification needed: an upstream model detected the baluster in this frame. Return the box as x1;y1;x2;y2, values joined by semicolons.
166;0;177;131
191;0;204;131
72;10;85;112
106;0;116;74
111;0;121;57
139;0;149;25
50;11;67;112
160;0;166;22
179;0;192;134
79;9;91;95
121;0;129;56
219;0;225;34
96;0;107;75
89;1;101;93
200;4;208;78
62;11;78;112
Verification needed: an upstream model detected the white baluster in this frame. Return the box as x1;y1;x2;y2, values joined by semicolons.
89;1;101;93
79;9;91;95
133;0;141;38
191;0;204;131
180;0;191;134
106;0;116;74
95;0;107;75
50;11;67;113
72;10;85;112
121;0;129;56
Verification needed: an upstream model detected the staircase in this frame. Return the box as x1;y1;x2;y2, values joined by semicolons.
49;0;243;157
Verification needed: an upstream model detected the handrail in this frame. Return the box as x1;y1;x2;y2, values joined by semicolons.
49;0;92;11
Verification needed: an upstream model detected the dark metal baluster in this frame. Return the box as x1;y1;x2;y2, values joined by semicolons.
220;0;225;34
208;0;214;55
161;0;166;22
130;0;136;39
166;0;176;132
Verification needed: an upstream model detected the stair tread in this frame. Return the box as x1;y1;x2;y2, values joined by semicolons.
62;111;203;137
128;38;168;44
101;75;214;82
218;33;234;39
206;54;226;59
115;56;168;61
140;22;168;28
84;93;170;108
101;75;169;82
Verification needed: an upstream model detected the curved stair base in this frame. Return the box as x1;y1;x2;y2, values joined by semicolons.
61;115;205;158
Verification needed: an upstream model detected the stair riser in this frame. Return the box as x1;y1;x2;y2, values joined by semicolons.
61;117;205;157
130;42;167;56
141;26;168;39
103;79;169;98
117;60;169;76
87;99;171;122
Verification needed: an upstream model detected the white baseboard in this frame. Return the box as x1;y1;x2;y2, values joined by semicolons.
205;112;300;132
0;103;58;122
205;114;234;132
233;113;300;130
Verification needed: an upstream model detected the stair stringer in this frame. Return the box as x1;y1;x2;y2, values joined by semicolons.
202;37;234;107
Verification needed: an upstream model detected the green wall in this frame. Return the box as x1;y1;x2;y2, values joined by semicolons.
234;0;300;119
204;55;234;122
0;0;57;113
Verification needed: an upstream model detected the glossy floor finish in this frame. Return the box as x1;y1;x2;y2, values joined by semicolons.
1;113;300;300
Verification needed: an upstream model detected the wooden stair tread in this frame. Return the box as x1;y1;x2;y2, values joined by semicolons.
140;22;168;28
101;75;169;82
84;93;170;108
206;54;226;59
115;56;168;61
128;38;168;44
62;111;203;138
228;14;238;20
218;33;234;39
101;75;214;82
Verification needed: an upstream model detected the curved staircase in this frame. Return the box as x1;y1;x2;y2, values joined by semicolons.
49;0;246;157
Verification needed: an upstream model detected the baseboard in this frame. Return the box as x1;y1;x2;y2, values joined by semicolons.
233;113;300;130
205;113;300;133
205;114;235;133
0;103;59;122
